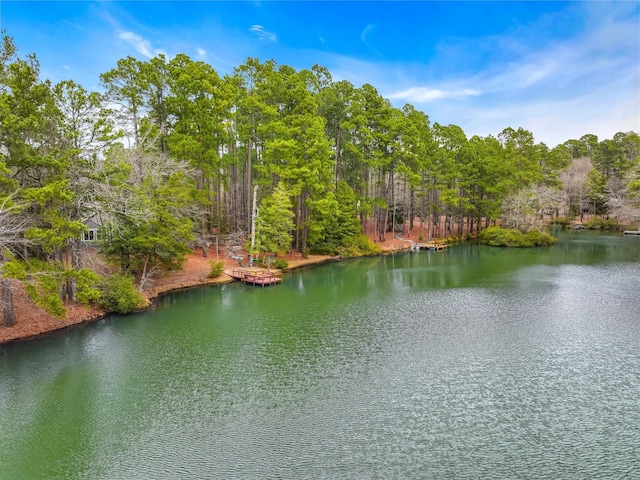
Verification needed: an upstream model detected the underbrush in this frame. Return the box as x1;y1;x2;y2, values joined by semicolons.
582;217;622;231
479;226;557;247
98;273;146;314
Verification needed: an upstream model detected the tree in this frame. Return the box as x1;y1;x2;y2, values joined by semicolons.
253;182;295;258
231;58;280;233
100;56;149;148
559;157;592;219
586;169;607;214
0;191;29;326
433;123;471;237
51;79;120;298
0;33;89;312
166;54;230;256
497;127;543;193
255;64;333;253
97;141;197;290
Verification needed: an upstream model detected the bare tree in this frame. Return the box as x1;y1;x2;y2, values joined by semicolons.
0;194;30;326
606;172;640;224
501;187;538;232
223;231;248;266
559;157;593;220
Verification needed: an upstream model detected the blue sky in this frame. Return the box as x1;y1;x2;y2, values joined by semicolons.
2;1;639;147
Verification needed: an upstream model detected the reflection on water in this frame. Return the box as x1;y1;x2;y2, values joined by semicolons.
1;232;639;479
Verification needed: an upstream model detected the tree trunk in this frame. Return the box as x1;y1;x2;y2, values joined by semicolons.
198;169;208;258
1;277;16;327
246;119;254;231
67;238;82;302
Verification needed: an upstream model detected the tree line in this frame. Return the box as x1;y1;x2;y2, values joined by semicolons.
1;32;639;323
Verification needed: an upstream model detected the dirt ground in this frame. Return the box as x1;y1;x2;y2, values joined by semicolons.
0;218;447;345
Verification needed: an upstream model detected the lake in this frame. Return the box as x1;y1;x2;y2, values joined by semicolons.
1;231;639;479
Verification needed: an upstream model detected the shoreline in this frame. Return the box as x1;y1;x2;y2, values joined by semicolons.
1;212;464;347
0;251;356;346
0;217;622;346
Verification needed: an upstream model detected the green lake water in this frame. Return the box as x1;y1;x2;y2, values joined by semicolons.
1;232;639;479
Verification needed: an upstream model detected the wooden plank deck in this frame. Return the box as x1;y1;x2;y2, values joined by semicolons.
410;242;448;252
224;268;282;286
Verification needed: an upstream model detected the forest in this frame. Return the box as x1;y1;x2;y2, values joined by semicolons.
1;32;640;324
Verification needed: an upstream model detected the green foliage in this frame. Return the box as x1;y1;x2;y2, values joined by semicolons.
1;257;27;280
252;257;266;268
254;182;295;256
586;169;607;214
582;217;621;231
309;181;373;256
337;233;382;257
3;32;639;301
68;268;101;304
41;293;66;318
479;226;557;247
273;259;289;270
207;261;225;278
98;273;146;314
3;259;67;317
548;217;570;227
99;151;196;277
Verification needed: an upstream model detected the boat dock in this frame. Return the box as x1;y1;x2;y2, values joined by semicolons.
623;230;640;236
224;268;282;286
410;242;448;252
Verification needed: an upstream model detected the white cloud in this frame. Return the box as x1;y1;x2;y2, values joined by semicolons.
348;2;639;145
387;86;481;102
249;25;277;42
118;30;165;58
361;24;374;44
196;47;207;60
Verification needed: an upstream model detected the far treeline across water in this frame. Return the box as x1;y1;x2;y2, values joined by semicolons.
1;32;639;324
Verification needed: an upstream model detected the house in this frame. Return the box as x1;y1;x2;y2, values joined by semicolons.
82;219;101;243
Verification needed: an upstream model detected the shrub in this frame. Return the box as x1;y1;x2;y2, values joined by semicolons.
273;259;289;270
352;233;382;255
479;226;556;247
207;261;225;278
583;217;621;231
98;273;146;314
337;234;382;257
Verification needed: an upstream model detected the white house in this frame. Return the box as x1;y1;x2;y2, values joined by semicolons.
82;219;101;243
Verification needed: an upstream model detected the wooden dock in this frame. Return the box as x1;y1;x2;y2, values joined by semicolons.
224;268;282;286
623;230;640;236
410;242;448;252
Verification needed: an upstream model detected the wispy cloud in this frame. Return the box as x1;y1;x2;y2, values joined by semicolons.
387;86;481;103
196;47;207;60
118;30;165;58
367;2;639;145
250;25;277;42
360;23;382;57
360;24;374;45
